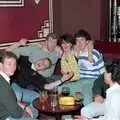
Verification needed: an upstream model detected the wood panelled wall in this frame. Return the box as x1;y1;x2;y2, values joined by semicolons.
0;0;49;44
53;0;109;40
0;0;109;44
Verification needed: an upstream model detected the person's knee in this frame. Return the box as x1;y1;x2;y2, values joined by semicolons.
29;104;38;118
81;106;94;118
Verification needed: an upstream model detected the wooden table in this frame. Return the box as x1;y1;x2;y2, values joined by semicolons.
33;97;82;120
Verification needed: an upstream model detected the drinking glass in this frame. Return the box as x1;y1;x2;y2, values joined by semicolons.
61;87;70;96
75;91;84;104
39;90;48;109
50;88;58;108
50;94;57;108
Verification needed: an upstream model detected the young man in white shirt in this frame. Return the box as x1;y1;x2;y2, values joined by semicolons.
74;61;120;120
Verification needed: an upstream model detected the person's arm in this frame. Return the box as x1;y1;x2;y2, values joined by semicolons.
6;38;32;58
44;73;72;90
98;54;105;74
92;50;105;74
6;38;28;51
33;58;52;71
87;41;94;62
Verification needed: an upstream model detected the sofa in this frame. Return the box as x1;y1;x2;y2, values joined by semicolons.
54;40;120;105
94;40;120;63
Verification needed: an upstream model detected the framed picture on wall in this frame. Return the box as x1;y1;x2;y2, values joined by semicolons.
0;0;24;7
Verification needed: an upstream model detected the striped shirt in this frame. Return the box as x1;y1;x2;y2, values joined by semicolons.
78;49;105;80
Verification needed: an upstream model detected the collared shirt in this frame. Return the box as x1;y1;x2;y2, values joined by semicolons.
0;71;10;84
93;83;120;120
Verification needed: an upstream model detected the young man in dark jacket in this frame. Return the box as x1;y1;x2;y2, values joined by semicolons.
0;51;38;120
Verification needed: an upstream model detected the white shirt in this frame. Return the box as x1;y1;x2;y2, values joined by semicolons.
93;83;120;120
0;71;10;83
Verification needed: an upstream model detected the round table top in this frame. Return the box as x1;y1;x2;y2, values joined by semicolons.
33;97;81;114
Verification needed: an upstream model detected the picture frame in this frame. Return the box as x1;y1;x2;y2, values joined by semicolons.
0;0;24;7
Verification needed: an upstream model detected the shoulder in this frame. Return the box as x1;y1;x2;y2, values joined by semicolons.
92;49;103;58
107;88;120;102
0;75;7;84
92;49;102;55
110;89;120;96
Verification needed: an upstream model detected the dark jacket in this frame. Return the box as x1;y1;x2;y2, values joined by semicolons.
0;75;23;120
11;56;49;91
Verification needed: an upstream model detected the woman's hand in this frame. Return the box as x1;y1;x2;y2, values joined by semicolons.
61;72;74;82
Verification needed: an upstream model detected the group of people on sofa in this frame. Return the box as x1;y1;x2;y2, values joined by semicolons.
0;29;120;120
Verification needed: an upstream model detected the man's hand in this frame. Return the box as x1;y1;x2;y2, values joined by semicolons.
73;115;88;120
34;59;50;71
6;38;28;51
19;38;28;46
87;41;94;62
94;95;104;103
24;106;33;118
17;102;33;118
88;55;94;62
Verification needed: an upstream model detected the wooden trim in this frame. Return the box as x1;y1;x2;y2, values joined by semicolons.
0;0;53;47
0;38;46;49
0;0;24;7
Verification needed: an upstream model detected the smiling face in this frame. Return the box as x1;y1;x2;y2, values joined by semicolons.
47;37;58;51
76;37;88;51
0;57;16;77
61;41;72;53
34;59;50;71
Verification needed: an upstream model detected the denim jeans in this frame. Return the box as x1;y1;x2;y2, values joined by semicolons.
11;83;39;118
58;79;95;105
11;83;39;103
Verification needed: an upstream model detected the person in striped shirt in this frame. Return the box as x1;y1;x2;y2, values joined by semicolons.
74;29;105;80
73;29;105;105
